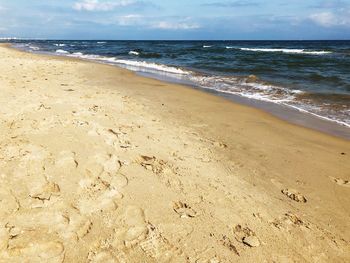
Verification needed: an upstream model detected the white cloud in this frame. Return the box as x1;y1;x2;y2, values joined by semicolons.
73;0;135;11
110;15;201;30
152;21;200;30
116;14;143;26
310;11;350;27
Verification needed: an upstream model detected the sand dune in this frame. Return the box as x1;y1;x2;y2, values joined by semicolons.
0;45;349;262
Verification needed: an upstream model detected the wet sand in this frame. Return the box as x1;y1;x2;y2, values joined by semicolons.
137;71;350;140
0;44;349;262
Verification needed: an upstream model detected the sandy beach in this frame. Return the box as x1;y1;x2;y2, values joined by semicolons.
0;44;349;262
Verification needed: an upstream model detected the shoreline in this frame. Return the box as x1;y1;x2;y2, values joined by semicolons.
137;70;350;140
0;44;349;262
10;42;350;140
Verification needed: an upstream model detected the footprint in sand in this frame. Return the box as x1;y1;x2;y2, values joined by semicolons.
0;188;20;216
173;201;197;218
61;212;93;241
138;224;185;261
233;224;260;248
139;155;171;174
75;154;128;215
271;212;310;230
220;235;240;255
95;153;122;175
0;227;65;263
29;181;61;208
51;207;93;242
88;123;133;149
329;177;350;188
212;141;228;149
56;151;78;169
4;239;65;263
6;211;70;240
87;250;118;263
76;187;122;215
284;212;309;227
113;206;149;249
93;153;128;189
138;155;180;181
138;155;184;192
281;189;307;203
76;219;93;239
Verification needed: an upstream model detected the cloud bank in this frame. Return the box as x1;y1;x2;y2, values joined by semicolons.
73;0;136;11
310;11;350;27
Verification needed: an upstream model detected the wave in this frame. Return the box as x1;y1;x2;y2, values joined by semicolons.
190;74;301;100
97;41;106;44
67;52;189;75
114;59;190;75
69;53;101;60
239;48;332;55
128;51;140;56
29;45;40;51
203;45;212;48
56;49;69;54
54;43;66;47
72;52;83;56
189;74;349;127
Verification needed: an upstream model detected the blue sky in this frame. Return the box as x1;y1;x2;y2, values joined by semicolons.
0;0;349;39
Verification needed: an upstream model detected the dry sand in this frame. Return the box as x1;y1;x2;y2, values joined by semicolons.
0;44;349;262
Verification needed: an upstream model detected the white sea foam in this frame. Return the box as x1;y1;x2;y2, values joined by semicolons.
240;48;332;55
29;46;40;51
128;51;140;56
97;41;106;44
54;43;66;47
56;49;69;54
284;103;350;128
226;46;235;49
203;45;212;48
69;53;101;60
192;76;350;126
66;52;190;75
114;59;190;75
72;52;83;56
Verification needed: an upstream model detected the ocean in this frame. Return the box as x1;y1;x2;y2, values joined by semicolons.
5;40;350;129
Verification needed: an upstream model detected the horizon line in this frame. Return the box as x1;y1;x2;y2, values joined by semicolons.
1;38;350;41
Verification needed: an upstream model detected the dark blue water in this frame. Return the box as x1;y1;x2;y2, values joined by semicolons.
6;40;350;127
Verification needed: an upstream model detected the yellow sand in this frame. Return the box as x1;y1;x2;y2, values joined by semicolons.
0;44;349;263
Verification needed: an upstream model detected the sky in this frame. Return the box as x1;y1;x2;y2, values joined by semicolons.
0;0;349;40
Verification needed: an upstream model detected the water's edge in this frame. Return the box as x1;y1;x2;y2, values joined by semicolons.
9;44;350;140
137;71;350;140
